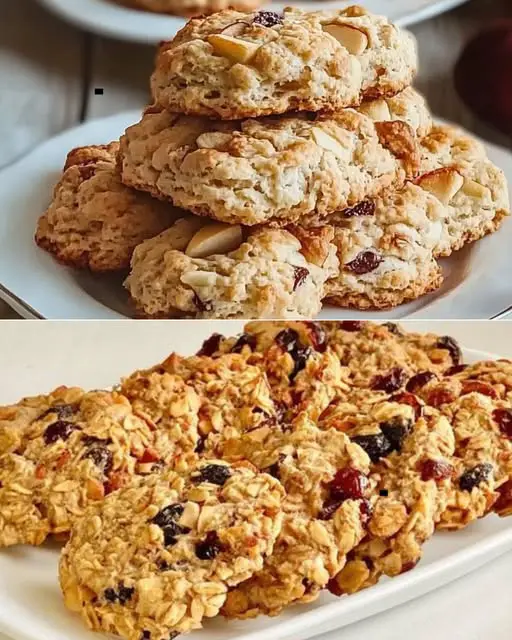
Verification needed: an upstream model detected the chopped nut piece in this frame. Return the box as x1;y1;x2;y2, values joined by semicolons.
323;24;369;55
185;223;243;259
207;35;260;63
417;169;464;204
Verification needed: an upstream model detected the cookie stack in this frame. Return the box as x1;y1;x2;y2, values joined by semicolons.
2;321;512;639
35;6;510;318
114;0;264;17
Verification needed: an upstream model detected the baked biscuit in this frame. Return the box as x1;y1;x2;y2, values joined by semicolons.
35;143;178;272
151;7;417;119
119;91;426;227
60;461;284;639
114;0;263;16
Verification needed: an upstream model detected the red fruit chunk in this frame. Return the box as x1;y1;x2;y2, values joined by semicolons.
426;386;457;408
341;200;376;218
372;367;408;393
340;320;364;332
494;479;512;513
445;364;468;376
461;380;498;399
345;250;383;275
420;459;454;482
329;467;368;501
390;391;423;420
493;408;512;439
327;577;344;597
406;371;437;394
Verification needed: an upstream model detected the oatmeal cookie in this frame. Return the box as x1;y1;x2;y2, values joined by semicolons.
151;7;417;119
114;0;263;16
418;125;510;256
219;419;371;618
0;387;199;548
35;143;178;272
124;220;338;319
413;360;512;523
119;93;424;227
59;461;284;639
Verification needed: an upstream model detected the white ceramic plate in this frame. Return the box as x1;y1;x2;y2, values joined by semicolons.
0;339;510;640
36;0;470;45
0;110;511;320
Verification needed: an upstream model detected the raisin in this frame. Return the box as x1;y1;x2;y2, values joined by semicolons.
339;321;364;332
345;250;383;275
252;10;283;27
195;436;206;454
459;463;493;491
152;504;184;528
195;532;223;560
437;336;462;365
406;371;437;394
380;417;413;452
494;479;512;512
289;346;312;382
461;380;498;398
329;467;368;501
390;391;423;420
196;464;232;486
445;364;468;376
341;200;376;218
197;333;223;357
275;329;300;352
83;442;113;474
493;408;512;439
162;522;190;546
38;403;76;421
353;433;393;463
104;584;134;605
231;334;257;353
305;322;327;352
293;266;309;291
318;498;343;521
104;588;118;603
141;632;151;640
420;459;453;482
382;322;403;336
371;367;407;393
43;420;77;445
326;577;344;597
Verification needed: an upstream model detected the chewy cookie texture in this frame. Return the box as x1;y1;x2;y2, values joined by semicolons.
34;5;509;316
2;321;512;640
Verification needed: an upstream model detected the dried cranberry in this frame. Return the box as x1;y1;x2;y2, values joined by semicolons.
341;200;376;218
390;392;423;420
445;364;468;376
195;436;206;454
426;387;456;408
493;408;512;439
318;498;343;521
461;380;498;399
293;267;309;291
400;560;418;574
196;464;232;486
152;504;184;529
339;321;363;332
436;336;462;365
195;532;223;560
231;334;257;353
305;322;327;352
371;367;407;393
353;433;393;463
275;329;300;352
382;322;403;336
43;420;77;445
406;371;437;394
459;463;493;491
329;468;368;501
289;346;312;382
380;417;413;452
327;577;344;596
494;479;512;512
38;403;76;421
197;333;223;357
252;10;283;27
345;250;383;275
420;459;454;482
83;442;113;474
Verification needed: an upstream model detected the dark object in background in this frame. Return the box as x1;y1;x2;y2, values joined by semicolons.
454;22;512;136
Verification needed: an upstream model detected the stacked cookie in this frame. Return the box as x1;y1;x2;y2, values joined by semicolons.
2;321;512;639
35;6;510;318
114;0;264;17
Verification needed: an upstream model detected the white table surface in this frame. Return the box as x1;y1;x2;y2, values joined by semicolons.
0;319;511;639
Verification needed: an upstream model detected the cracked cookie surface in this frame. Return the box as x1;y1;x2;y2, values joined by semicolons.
60;461;284;639
151;7;417;119
119;91;424;227
35;143;178;272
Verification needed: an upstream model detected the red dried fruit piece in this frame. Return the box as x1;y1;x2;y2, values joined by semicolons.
345;250;383;275
406;371;437;394
43;420;77;445
304;322;327;352
326;577;345;597
420;459;454;482
372;367;407;393
104;471;129;495
445;364;468;376
293;267;309;291
426;386;457;407
318;499;343;521
341;200;376;218
461;380;498;399
400;560;418;574
340;320;364;332
197;333;223;356
329;467;369;501
35;464;47;480
493;408;512;439
494;478;512;513
139;447;161;464
390;391;423;420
